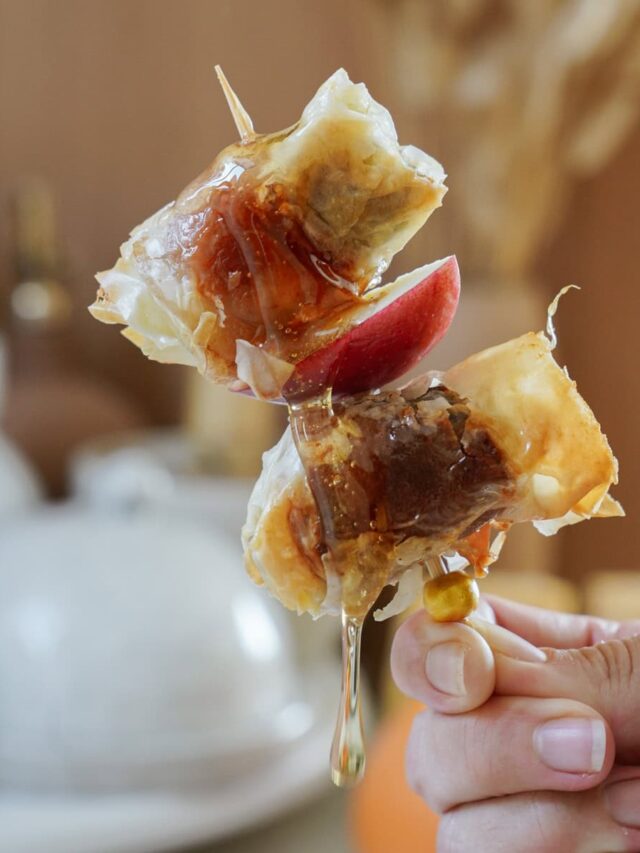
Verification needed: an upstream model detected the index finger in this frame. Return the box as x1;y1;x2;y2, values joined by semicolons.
486;595;640;649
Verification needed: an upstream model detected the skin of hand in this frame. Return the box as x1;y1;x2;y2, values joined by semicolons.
391;596;640;853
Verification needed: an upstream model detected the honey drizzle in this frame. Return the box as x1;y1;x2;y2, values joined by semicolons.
330;610;366;787
211;85;468;789
289;389;368;787
213;77;370;790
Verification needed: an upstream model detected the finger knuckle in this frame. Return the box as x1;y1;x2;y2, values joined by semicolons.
575;637;639;696
437;796;568;853
405;711;433;801
526;794;565;852
406;711;458;813
461;713;489;796
437;812;470;853
437;807;514;853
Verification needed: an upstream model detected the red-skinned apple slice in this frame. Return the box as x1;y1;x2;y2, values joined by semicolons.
282;255;460;400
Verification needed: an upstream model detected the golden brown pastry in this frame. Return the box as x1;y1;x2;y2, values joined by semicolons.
242;327;622;620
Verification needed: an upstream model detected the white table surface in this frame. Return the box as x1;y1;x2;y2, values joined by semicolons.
196;789;352;853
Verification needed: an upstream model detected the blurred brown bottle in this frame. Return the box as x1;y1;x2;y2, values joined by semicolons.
1;180;144;497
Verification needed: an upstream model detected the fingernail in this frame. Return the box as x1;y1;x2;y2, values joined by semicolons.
534;718;606;774
425;642;467;696
605;778;640;828
468;617;547;662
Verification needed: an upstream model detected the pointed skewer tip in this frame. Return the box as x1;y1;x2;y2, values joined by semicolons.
215;65;255;142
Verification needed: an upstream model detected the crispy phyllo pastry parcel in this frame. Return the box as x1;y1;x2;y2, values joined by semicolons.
243;325;622;622
91;69;622;787
90;69;456;401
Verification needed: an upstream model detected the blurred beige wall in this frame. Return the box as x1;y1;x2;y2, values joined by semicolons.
541;130;640;581
1;0;638;580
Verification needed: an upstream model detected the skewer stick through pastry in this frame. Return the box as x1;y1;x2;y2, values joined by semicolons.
214;64;255;142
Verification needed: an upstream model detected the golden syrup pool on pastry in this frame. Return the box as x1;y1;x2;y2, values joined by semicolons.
177;154;372;369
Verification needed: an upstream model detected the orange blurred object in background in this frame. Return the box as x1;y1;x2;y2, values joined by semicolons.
350;700;439;853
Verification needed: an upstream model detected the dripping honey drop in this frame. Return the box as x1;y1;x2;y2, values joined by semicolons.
330;609;366;787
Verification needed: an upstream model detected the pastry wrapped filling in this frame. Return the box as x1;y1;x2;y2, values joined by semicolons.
90;70;446;392
243;330;622;619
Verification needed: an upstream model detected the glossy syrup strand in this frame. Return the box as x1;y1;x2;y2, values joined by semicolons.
288;387;334;445
330;609;366;787
289;391;368;786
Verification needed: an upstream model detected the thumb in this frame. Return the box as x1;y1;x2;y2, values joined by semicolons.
479;621;640;763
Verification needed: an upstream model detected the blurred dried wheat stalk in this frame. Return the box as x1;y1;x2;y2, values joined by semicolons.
374;0;640;282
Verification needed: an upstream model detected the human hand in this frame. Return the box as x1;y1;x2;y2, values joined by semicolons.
391;596;640;852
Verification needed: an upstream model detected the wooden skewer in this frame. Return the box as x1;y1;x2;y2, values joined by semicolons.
215;65;255;142
424;555;448;580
